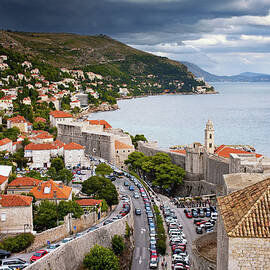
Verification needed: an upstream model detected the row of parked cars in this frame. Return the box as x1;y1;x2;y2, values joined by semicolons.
162;206;190;270
184;207;218;234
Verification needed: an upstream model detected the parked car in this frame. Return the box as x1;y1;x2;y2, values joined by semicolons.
124;181;129;186
191;209;198;218
196;227;203;234
45;243;60;252
61;237;73;244
211;212;218;220
199;209;205;218
129;185;135;191
133;192;139;199
149;257;158;269
87;226;99;232
135;208;141;215
1;258;30;269
103;219;114;226
0;249;10;259
30;249;48;263
185;211;192;218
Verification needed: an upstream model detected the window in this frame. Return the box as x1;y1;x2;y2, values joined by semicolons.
1;213;6;222
123;150;125;153
116;150;119;153
209;134;212;139
209;143;212;148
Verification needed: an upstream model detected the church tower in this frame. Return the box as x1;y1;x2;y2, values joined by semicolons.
205;119;215;154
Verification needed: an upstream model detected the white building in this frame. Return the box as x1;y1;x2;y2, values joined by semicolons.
64;142;86;168
49;110;73;127
0;138;13;153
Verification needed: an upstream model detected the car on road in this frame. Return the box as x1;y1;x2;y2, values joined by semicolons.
129;185;135;191
199;209;205;218
185;211;192;218
135;208;141;215
103;219;114;225
87;226;99;232
196;227;203;234
205;209;211;217
46;243;60;252
150;236;156;245
1;258;30;269
30;249;48;263
191;209;198;218
149;243;157;252
206;227;214;233
211;212;218;220
124;181;129;186
133;192;139;199
147;211;154;218
149;257;158;269
0;249;11;259
61;237;73;245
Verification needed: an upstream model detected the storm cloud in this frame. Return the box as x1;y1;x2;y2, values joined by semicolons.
1;0;270;74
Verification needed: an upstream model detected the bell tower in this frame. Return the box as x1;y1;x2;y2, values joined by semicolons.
205;119;215;154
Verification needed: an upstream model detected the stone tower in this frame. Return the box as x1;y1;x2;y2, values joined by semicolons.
205;119;215;154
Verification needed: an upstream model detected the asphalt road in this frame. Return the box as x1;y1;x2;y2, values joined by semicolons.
116;177;151;270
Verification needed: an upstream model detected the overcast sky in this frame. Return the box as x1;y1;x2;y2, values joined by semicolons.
1;0;270;75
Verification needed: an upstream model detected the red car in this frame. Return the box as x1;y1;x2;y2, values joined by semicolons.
150;250;158;259
185;211;192;218
195;220;207;226
172;244;186;252
30;249;48;263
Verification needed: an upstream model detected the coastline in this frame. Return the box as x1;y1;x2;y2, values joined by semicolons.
80;90;219;118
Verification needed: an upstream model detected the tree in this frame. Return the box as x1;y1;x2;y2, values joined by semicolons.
33;200;57;232
57;200;83;220
131;134;148;149
33;121;46;130
51;157;64;171
95;163;113;176
83;245;119;270
82;176;118;207
22;138;31;148
3;127;20;141
124;151;145;171
57;168;73;185
11;149;28;168
111;235;125;255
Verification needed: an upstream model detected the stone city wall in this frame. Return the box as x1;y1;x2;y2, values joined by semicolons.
27;212;97;252
25;210;134;270
228;237;270;270
192;232;217;270
138;141;186;169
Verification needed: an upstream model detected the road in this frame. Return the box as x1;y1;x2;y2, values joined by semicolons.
116;177;150;270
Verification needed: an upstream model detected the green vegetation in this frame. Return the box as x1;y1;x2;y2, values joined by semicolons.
111;235;125;256
82;176;118;208
83;244;120;270
95;163;113;176
57;200;84;220
0;233;35;253
0;126;20;142
125;222;131;239
125;152;185;192
153;205;167;255
131;134;148;149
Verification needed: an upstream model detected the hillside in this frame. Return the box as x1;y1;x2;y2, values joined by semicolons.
0;30;213;94
182;61;270;82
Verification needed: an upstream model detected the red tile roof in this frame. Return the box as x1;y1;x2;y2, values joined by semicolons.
171;149;186;155
25;143;57;150
8;115;27;123
34;117;47;123
215;146;262;159
76;199;102;206
0;194;32;207
31;180;72;200
49;110;73;118
0;175;8;185
64;142;84;150
88;120;112;129
0;95;13;101
115;140;134;150
8;177;42;187
0;138;12;146
36;133;53;140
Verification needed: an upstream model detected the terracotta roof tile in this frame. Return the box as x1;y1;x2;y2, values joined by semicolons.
0;175;8;185
0;194;32;207
76;199;102;206
25;143;57;150
49;110;73;118
215;146;262;158
217;177;270;238
8;115;26;123
8;177;42;187
64;142;84;150
31;180;72;200
0;138;12;146
115;140;134;150
34;117;47;123
171;149;186;155
88;120;112;129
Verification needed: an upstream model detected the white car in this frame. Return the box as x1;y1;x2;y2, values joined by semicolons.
61;237;73;245
149;258;158;269
211;212;218;220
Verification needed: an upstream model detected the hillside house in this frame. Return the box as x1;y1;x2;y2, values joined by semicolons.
31;180;72;203
0;138;13;153
76;199;102;217
7;177;43;195
49;110;73;127
70;100;81;109
0;96;13;111
0;194;33;233
7;115;32;133
24;141;64;169
64;142;86;168
22;97;31;105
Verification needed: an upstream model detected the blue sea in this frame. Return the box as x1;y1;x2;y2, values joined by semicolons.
89;82;270;157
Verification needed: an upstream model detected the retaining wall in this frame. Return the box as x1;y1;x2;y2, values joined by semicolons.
25;210;134;270
192;232;217;270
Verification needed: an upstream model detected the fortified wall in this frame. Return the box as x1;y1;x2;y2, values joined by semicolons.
57;121;116;164
25;208;134;270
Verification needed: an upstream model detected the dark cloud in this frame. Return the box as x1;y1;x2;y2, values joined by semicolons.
1;0;270;74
